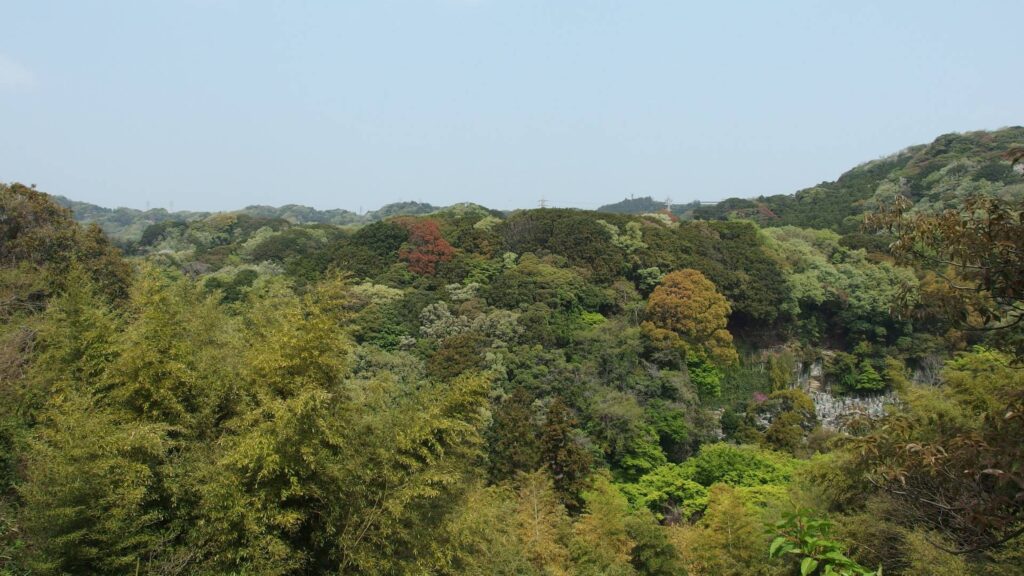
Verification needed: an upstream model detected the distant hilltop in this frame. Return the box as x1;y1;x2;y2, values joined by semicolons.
599;126;1024;233
51;196;498;241
52;126;1024;240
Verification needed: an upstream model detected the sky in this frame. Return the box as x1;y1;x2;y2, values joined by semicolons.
1;1;1021;213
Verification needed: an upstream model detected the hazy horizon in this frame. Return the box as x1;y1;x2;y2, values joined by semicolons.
2;1;1022;212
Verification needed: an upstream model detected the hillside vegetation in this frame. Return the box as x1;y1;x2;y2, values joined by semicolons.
1;128;1022;575
54;195;454;242
602;126;1024;234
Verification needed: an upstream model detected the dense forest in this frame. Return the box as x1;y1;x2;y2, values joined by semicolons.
1;127;1023;575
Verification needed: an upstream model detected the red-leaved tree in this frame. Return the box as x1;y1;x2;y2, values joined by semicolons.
395;218;455;275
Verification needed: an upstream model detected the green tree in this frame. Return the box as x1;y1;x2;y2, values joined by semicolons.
0;183;131;302
643;400;690;463
439;483;534;575
571;474;636;576
853;361;885;392
194;369;490;574
487;388;541;482
624;509;685;576
106;266;241;437
188;275;488;573
620;464;708;522
19;392;171;574
686;356;723;398
540;398;593;509
26;267;120;401
671;484;782;576
678;442;799;489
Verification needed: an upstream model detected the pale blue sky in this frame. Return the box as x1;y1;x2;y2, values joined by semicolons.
1;1;1020;212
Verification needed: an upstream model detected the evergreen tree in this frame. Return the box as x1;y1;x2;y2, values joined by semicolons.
540;398;593;509
854;361;886;392
487;388;541;482
625;510;685;576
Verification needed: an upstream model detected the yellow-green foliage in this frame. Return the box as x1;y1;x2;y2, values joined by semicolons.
19;392;171;574
902;530;971;576
670;484;785;576
768;351;796;391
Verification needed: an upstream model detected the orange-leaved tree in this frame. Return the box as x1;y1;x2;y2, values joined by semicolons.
644;269;737;365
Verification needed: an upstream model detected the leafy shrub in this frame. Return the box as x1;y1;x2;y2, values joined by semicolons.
678;443;799;488
769;509;879;575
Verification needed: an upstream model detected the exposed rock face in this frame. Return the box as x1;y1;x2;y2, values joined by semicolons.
910;354;944;385
793;358;896;431
742;348;899;432
794;357;825;391
806;388;894;430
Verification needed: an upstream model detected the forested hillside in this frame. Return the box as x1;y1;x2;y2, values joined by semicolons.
602;127;1024;234
1;129;1023;575
53;195;447;242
